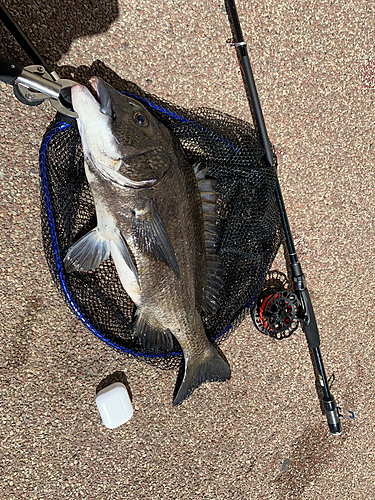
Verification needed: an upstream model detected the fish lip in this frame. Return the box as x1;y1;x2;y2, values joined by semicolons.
86;77;112;117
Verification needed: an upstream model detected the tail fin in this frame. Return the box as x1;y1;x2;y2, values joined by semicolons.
173;345;231;406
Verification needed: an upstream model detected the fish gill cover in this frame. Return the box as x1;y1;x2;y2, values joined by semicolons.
39;85;282;369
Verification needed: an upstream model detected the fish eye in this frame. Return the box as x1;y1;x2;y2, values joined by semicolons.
134;111;148;127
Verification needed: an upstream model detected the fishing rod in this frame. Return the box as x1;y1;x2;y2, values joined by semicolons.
224;0;354;435
0;2;57;79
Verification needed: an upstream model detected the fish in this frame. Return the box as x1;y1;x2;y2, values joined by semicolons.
64;76;231;405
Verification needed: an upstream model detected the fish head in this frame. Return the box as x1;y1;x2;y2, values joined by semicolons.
71;76;174;188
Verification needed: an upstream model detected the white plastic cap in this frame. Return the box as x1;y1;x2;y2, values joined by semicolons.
96;382;133;429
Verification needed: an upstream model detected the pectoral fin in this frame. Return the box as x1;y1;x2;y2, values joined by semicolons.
64;227;110;273
132;202;180;278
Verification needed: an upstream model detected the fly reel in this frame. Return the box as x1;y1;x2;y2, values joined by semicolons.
251;271;300;339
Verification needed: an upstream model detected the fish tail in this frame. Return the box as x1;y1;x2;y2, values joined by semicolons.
173;345;231;406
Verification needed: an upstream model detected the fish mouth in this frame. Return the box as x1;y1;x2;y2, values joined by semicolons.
87;76;114;119
87;78;99;100
87;77;103;106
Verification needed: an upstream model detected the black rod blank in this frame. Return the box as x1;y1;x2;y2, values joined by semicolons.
224;0;342;435
0;2;53;74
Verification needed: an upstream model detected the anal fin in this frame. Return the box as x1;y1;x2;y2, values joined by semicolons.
133;310;174;352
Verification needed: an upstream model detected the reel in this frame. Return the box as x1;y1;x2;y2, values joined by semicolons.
251;271;300;339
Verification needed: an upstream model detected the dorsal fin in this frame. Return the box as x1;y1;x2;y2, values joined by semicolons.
193;164;223;315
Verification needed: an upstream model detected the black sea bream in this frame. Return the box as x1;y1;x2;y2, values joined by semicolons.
64;77;230;405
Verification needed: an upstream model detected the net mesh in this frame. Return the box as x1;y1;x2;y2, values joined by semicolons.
39;85;282;369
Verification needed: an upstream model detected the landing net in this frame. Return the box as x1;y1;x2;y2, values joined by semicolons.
39;84;282;369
